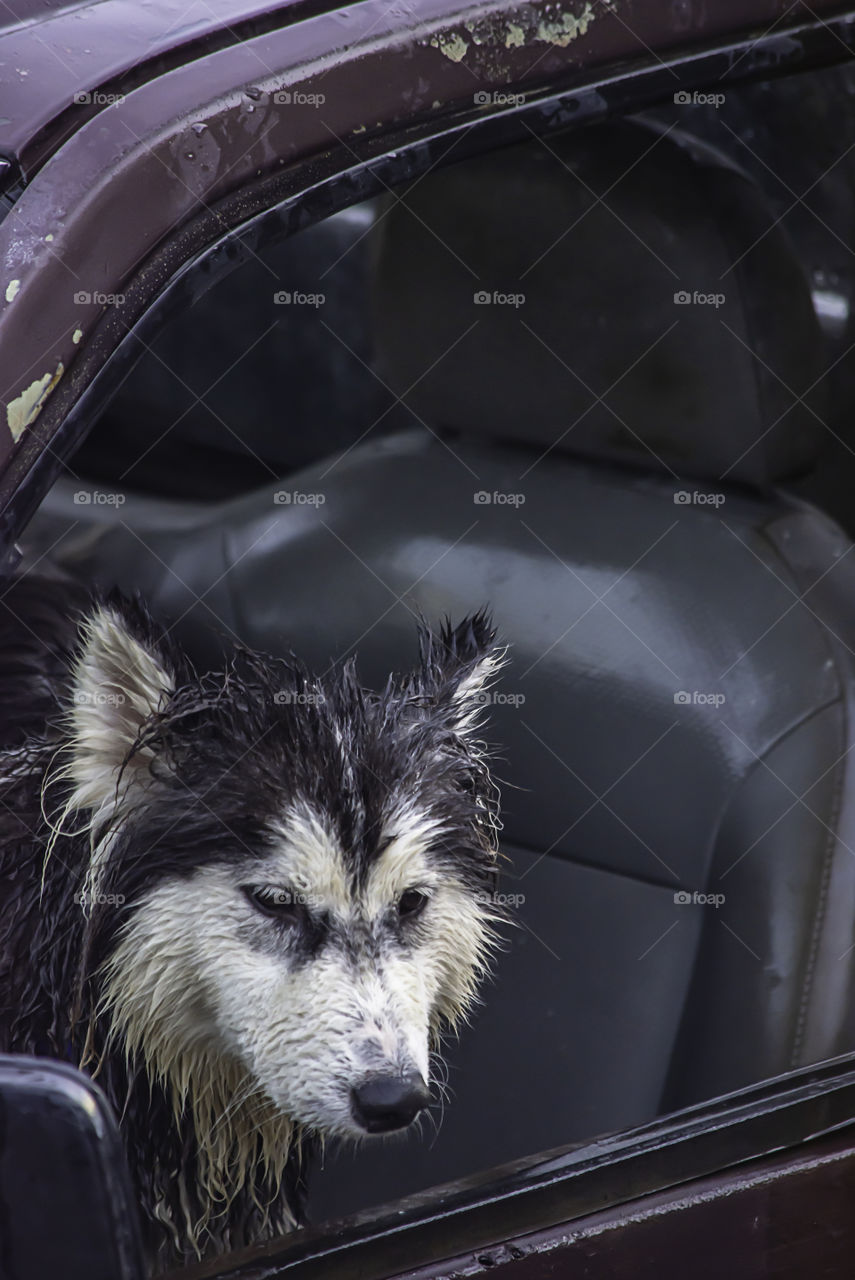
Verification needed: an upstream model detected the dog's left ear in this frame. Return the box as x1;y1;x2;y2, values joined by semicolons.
67;602;175;818
417;611;506;736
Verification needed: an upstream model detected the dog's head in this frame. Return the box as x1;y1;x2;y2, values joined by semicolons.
64;602;505;1148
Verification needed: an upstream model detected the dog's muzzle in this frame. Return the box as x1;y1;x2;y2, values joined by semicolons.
350;1071;431;1133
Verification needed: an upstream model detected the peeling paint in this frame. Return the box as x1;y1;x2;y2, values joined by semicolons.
430;31;469;61
428;2;597;66
5;279;19;302
7;362;64;443
536;2;595;46
72;328;83;344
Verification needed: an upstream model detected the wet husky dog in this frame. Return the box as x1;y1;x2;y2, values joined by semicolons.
0;575;505;1269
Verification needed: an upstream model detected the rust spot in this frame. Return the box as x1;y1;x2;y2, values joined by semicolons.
430;31;470;61
536;2;596;46
7;361;64;443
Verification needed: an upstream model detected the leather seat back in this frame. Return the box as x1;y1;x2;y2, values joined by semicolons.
373;119;824;486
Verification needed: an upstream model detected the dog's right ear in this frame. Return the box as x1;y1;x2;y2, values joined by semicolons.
67;603;175;815
415;611;506;740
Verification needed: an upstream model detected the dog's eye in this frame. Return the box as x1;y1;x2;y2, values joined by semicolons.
244;885;306;923
397;889;429;921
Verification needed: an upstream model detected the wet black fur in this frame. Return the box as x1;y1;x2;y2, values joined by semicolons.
0;573;500;1270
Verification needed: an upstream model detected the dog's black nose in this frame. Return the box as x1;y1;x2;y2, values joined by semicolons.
351;1071;431;1133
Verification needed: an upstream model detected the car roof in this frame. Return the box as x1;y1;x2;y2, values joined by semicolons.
0;0;847;175
0;0;307;168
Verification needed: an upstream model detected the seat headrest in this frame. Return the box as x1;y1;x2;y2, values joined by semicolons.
372;119;825;487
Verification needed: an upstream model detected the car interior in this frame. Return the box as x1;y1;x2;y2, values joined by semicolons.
16;60;855;1233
